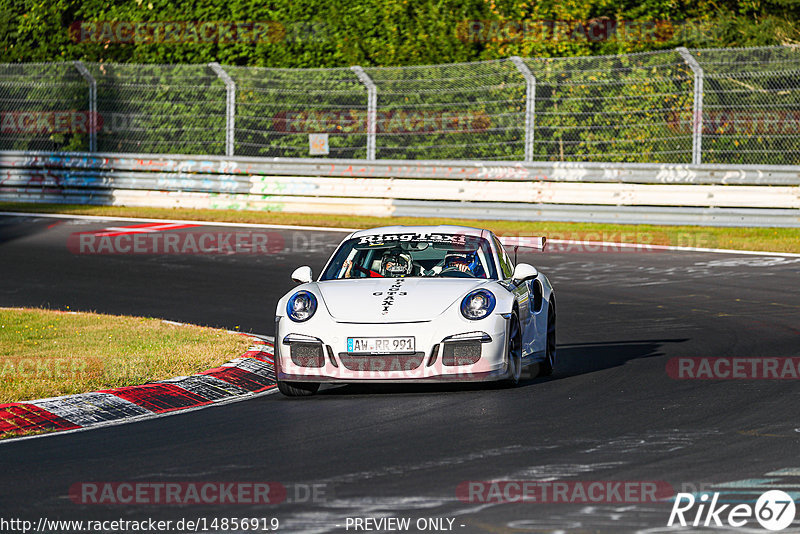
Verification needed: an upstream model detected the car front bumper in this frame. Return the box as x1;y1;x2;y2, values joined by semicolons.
275;316;511;383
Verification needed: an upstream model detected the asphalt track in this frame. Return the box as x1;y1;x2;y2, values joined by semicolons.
1;213;800;533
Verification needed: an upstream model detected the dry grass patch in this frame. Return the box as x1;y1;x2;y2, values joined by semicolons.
0;307;252;403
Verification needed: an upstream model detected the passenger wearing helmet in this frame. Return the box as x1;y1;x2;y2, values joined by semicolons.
380;250;413;277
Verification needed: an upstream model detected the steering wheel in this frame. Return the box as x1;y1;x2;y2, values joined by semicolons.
439;266;475;278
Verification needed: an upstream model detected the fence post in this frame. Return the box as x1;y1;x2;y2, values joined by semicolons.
209;62;236;157
676;47;704;165
351;66;377;160
72;61;97;152
510;56;536;162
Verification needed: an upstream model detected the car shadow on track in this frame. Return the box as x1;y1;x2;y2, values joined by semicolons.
315;380;515;397
538;338;689;381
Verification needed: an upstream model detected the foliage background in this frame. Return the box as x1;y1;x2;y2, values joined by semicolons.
0;1;798;165
1;0;799;66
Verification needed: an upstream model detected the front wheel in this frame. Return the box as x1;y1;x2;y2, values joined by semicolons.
503;311;522;386
277;380;320;397
539;300;556;377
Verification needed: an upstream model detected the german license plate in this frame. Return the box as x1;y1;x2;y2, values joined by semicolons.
347;337;415;353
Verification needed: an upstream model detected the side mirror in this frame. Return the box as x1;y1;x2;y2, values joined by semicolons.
511;263;538;284
291;266;313;284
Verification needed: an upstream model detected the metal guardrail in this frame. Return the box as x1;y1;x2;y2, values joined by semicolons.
394;201;800;227
1;150;798;227
2;150;800;184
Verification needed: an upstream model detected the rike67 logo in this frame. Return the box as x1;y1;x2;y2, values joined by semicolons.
668;490;796;531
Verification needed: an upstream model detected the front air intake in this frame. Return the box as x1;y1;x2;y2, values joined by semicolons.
441;341;481;366
338;353;425;372
290;343;325;368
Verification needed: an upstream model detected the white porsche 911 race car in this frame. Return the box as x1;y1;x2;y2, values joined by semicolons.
273;225;556;396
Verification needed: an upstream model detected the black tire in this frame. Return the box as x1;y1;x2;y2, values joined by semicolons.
277;380;320;397
539;299;556;377
503;311;522;386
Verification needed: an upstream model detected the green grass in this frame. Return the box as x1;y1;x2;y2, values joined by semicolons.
1;202;799;253
0;307;252;404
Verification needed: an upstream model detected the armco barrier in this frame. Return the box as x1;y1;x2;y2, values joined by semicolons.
1;151;799;227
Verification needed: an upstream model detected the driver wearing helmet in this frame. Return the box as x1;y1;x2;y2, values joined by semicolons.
445;254;471;272
380;250;413;277
443;251;483;277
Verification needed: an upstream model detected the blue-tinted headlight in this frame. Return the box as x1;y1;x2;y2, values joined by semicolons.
460;289;496;320
287;291;317;322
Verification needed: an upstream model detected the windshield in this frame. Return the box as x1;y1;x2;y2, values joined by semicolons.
320;232;498;281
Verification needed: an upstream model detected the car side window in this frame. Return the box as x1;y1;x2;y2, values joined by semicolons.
494;237;514;279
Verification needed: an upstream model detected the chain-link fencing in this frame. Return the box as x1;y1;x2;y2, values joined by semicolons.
228;65;369;159
90;62;229;155
1;45;798;164
522;50;695;163
693;46;800;165
0;62;91;152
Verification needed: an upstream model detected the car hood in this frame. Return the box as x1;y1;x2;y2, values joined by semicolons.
316;278;490;323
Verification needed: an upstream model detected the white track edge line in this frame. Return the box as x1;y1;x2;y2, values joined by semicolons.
0;211;358;233
546;239;800;258
3;210;799;258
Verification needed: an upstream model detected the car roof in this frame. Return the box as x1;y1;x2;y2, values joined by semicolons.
348;225;490;239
